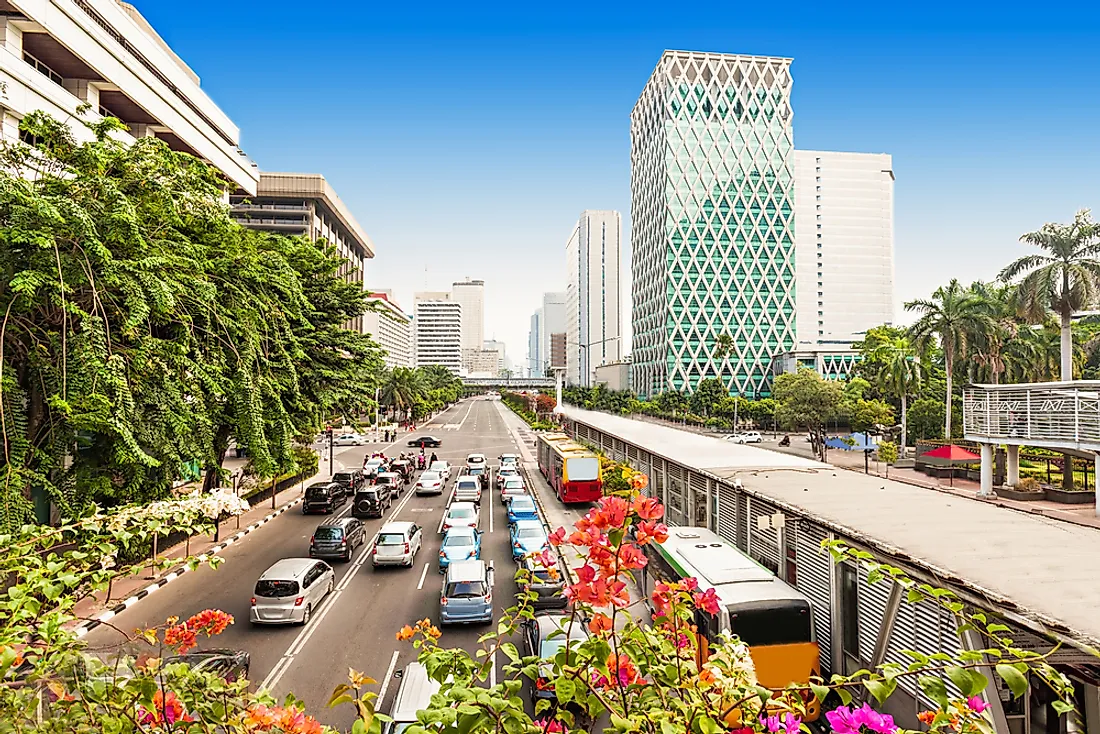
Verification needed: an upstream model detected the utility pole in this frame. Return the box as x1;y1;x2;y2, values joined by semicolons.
328;426;334;479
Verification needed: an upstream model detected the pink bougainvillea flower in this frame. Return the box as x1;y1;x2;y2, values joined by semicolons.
967;696;990;714
825;706;859;734
760;714;782;733
575;564;597;583
632;496;664;520
783;713;802;734
548;527;567;546
692;587;721;616
595;496;631;529
635;520;669;546
616;543;648;571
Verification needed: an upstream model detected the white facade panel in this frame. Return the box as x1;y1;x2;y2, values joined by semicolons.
565;211;622;386
794;150;894;346
452;280;485;365
541;292;566;375
413;296;462;375
364;297;413;369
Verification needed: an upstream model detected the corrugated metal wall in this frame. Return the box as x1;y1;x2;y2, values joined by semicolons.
796;522;833;675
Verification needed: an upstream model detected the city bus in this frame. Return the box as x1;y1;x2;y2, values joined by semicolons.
535;433;602;503
639;526;820;721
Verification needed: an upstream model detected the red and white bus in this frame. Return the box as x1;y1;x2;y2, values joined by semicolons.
536;433;602;504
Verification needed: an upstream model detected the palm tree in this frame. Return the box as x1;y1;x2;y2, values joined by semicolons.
906;280;992;439
380;367;422;421
965;281;1019;385
871;337;924;458
1000;209;1100;381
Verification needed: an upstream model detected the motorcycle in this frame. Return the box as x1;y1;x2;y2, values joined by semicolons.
778;435;791;447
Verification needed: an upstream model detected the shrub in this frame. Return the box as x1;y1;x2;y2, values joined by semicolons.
1016;477;1042;492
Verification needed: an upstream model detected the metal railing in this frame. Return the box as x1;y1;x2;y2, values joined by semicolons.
23;51;64;87
963;381;1100;449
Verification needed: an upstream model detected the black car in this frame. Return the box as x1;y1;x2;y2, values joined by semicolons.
164;649;250;682
352;486;392;519
518;556;568;611
407;436;442;448
522;614;589;701
464;466;489;490
331;470;365;498
310;518;367;562
303;482;345;514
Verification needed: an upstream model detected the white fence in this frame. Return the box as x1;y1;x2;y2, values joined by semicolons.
963;381;1100;451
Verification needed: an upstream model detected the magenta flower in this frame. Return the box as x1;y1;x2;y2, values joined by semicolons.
760;714;782;733
967;696;990;714
854;703;897;734
826;706;859;734
783;713;802;734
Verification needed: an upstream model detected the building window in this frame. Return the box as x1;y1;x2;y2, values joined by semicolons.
840;562;860;668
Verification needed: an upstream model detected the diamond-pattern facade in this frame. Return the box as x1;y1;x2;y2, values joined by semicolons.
631;51;796;398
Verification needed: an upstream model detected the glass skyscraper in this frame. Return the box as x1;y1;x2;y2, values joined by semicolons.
630;51;796;398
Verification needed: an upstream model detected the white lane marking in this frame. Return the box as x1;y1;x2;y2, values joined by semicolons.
259;487;420;692
488;498;493;534
377;650;401;708
489;650;497;688
417;562;430;590
456;403;474;430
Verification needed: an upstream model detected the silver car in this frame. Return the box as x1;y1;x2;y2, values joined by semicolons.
441;502;479;533
373;522;424;568
453;477;482;504
250;558;334;626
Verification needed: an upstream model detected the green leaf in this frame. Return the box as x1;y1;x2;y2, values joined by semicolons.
555;677;576;704
809;683;830;704
836;687;853;706
866;568;883;584
1052;700;1075;715
919;676;949;708
500;642;520;664
996;664;1029;699
864;678;896;704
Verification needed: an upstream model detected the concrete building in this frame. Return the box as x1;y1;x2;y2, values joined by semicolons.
0;0;257;193
412;293;462;375
231;172;374;333
483;340;507;374
770;347;861;382
451;279;485;370
593;360;632;392
629;50;894;398
364;291;413;369
528;308;543;377
565;211;622;386
541;292;566;376
793;150;894;347
549;332;566;372
465;349;502;377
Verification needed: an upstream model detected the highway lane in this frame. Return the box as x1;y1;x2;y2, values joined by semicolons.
83;398;543;729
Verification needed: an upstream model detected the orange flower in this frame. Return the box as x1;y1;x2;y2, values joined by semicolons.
588;613;613;634
630;473;650;490
165;609;234;653
635;521;669;546
917;711;936;726
698;668;717;685
396;625;415;641
631;496;664;521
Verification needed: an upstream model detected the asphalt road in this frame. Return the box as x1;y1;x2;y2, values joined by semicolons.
84;397;557;729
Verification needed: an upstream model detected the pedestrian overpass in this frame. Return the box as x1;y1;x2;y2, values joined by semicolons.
462;377;554;390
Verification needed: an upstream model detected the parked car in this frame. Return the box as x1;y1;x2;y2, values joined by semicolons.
331;469;365;498
352;485;392;519
250;558;334;625
408;436;442;448
453;476;482;504
375;471;403;497
517;556;568;611
334;433;368;446
441;502;479;533
523;613;588;699
438;527;481;572
509;519;549;561
302;482;345;514
440;560;494;625
415;470;444;496
500;476;527;504
373;522;423;568
164;649;250;682
430;461;452;481
383;663;441;734
725;431;762;444
495;466;520;490
464;465;489;490
310;518;367;562
506;495;539;525
466;453;487;470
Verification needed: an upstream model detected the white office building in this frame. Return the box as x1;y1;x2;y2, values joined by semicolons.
565;211;622;386
364;292;413;369
541;292;566;375
0;0;257;194
413;293;462;375
528;308;543;377
793;150;894;346
451;279;485;370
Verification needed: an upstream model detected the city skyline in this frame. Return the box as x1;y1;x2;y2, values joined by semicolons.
133;2;1100;366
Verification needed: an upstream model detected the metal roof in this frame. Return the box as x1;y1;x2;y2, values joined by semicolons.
563;406;1100;651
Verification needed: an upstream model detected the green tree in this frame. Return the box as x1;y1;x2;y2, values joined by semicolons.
849;398;895;434
907;397;946;442
906;279;992;440
871;336;924;457
381;367;423;421
689;378;728;416
773;369;844;460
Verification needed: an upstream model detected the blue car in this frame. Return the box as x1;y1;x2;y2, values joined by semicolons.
510;519;549;561
507;496;539;525
439;527;481;572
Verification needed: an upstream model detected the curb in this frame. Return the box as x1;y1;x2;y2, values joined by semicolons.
74;494;306;638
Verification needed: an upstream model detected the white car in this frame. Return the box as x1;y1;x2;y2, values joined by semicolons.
499;454;519;468
442;502;479;533
466;453;487;470
415;471;444;496
500;477;527;505
334;433;368;446
430;461;452;481
373;522;423;568
725;432;762;444
251;558;334;625
454;477;482;504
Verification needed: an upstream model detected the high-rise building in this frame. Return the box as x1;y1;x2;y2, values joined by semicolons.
541;293;567;376
565;211;623;386
483;340;507;375
364;292;413;369
232;172;374;332
528;308;543;377
0;1;258;194
792;150;894;345
549;333;567;372
451;279;485;369
413;293;462;374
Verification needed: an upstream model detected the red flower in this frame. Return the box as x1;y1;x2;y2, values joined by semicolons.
651;582;674;618
681;577;699;592
632;496;664;521
548;526;567;546
595;496;631;529
165;609;234;653
137;690;193;725
588;613;613;634
635;521;669;546
692;588;721;616
616;543;648;571
576;564;597;583
608;579;630;608
607;652;640;686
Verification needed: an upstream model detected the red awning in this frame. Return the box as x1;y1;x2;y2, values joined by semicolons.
922;444;982;462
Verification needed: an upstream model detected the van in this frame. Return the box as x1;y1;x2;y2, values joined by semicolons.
250;558;334;626
384;662;441;734
440;560;494;625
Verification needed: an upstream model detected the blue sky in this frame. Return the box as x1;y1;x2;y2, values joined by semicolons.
140;1;1100;367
